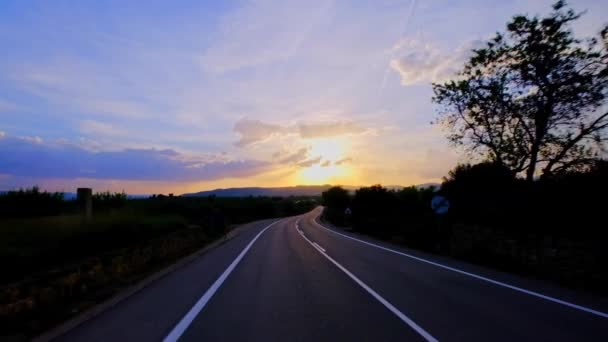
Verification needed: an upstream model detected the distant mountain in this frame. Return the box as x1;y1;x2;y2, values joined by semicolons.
415;182;441;190
182;185;337;198
182;183;441;198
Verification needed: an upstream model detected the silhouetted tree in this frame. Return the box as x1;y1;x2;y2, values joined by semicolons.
441;162;521;226
433;1;608;181
93;191;128;210
0;186;64;218
351;185;400;236
321;186;351;225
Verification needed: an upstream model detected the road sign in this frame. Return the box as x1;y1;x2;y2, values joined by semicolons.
431;195;450;215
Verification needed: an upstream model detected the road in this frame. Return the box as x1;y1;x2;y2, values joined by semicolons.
56;207;608;341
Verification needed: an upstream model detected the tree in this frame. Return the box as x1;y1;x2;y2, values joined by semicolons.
351;185;400;236
321;186;351;225
432;1;608;181
321;186;350;210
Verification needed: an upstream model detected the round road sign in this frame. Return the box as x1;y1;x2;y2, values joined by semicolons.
431;195;450;215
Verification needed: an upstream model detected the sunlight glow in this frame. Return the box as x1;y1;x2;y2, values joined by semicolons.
296;138;354;184
309;139;345;161
298;164;346;184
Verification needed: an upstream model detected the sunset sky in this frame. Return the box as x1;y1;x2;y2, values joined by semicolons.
1;0;606;194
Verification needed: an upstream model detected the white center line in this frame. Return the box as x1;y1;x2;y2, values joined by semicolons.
311;242;326;253
163;219;281;342
312;217;608;319
296;222;438;342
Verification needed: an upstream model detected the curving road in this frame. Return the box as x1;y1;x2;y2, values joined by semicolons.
57;207;608;342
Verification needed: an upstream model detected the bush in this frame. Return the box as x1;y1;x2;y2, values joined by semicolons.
440;162;520;228
0;187;64;218
92;191;128;210
352;185;400;237
321;186;351;225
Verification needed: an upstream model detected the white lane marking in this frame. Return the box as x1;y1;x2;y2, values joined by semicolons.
297;223;438;342
312;242;326;253
163;220;281;342
312;218;608;319
297;219;305;236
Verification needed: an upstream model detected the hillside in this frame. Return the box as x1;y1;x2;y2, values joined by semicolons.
182;183;439;197
182;185;336;197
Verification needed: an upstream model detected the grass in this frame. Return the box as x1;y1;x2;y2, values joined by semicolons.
0;226;215;339
0;210;197;339
0;211;188;285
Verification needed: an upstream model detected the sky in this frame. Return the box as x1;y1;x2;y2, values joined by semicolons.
0;0;606;194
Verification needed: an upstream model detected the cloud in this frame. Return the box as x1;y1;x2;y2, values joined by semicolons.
234;118;367;147
277;147;309;164
11;61;153;119
390;39;483;86
334;157;352;165
233;118;287;147
18;136;43;144
274;147;324;169
199;1;334;73
80;120;127;136
0;131;5;138
298;121;366;139
0;135;270;181
297;156;322;168
321;160;331;167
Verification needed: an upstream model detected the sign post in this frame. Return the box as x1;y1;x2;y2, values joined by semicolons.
344;207;352;226
77;188;93;220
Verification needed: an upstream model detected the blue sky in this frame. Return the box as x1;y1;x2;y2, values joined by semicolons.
1;0;606;194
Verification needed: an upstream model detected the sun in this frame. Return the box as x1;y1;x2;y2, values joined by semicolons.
309;138;344;161
295;138;354;184
299;164;347;184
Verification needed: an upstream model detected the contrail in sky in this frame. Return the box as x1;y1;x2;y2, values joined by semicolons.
274;0;334;83
378;0;418;96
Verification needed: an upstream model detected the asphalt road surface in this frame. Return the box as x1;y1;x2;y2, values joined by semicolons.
57;207;608;342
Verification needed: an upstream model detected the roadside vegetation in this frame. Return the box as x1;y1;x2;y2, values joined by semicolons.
322;161;608;292
323;1;608;294
0;189;316;339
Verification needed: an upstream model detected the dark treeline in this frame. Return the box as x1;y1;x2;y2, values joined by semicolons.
0;188;315;224
0;187;65;218
323;185;436;248
1;188;317;280
322;160;608;292
1;189;317;285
